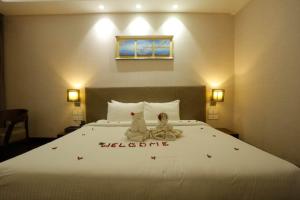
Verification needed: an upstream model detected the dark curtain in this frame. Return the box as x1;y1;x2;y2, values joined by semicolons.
0;14;5;111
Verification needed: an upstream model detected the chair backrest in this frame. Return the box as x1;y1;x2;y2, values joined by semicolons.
0;109;28;127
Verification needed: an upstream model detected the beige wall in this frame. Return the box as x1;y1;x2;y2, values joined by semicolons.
234;0;300;166
5;13;234;137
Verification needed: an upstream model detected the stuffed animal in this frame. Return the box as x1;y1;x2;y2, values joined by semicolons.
125;112;149;142
156;112;173;132
150;112;182;141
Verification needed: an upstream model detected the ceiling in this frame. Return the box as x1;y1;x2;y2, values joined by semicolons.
0;0;251;16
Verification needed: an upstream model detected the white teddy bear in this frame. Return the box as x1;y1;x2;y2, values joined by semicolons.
125;112;149;142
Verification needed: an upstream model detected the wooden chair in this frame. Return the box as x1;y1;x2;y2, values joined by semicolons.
0;109;29;146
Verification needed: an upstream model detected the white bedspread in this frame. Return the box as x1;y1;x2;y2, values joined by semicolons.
0;121;299;200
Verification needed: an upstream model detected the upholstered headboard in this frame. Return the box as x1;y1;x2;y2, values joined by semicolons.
85;86;206;122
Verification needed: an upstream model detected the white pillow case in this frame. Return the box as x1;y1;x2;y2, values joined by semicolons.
144;100;180;121
107;101;144;121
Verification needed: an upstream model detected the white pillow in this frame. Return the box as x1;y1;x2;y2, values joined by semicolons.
107;101;144;121
111;100;142;104
144;100;180;121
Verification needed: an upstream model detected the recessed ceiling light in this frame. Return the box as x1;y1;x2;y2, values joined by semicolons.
136;4;142;9
173;4;178;9
99;5;105;10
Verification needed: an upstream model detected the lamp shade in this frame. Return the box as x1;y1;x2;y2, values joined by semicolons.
67;89;80;102
212;89;225;102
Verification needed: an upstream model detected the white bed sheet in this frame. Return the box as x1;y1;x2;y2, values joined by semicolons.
0;121;299;200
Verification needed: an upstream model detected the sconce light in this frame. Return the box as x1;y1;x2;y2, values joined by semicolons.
67;89;80;107
211;89;225;106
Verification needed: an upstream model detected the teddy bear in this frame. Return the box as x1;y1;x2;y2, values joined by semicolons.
150;112;182;141
125;112;149;142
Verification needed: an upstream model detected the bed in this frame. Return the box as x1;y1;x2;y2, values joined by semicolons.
0;86;299;200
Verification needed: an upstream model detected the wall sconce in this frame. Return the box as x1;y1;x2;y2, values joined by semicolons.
211;89;225;106
67;89;80;107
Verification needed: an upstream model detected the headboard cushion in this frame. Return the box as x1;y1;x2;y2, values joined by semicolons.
85;86;206;122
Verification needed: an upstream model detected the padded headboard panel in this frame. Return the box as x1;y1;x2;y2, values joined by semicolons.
85;86;206;122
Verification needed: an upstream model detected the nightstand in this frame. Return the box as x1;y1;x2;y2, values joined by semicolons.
216;128;239;139
57;126;81;138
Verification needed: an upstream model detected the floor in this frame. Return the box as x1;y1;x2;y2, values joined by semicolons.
0;138;55;162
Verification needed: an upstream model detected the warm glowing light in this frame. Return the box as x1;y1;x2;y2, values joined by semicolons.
172;4;178;9
94;18;116;39
160;17;184;36
212;89;225;102
99;5;104;10
127;17;152;35
211;82;221;88
136;4;142;9
73;83;82;89
67;89;80;102
69;92;78;101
